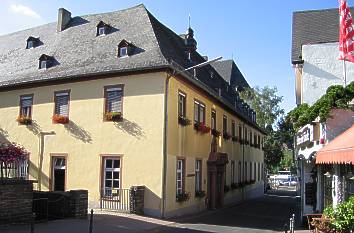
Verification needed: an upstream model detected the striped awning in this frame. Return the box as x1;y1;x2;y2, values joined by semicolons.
316;124;354;164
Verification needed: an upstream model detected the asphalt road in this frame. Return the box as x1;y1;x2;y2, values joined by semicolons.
1;188;301;233
145;188;301;233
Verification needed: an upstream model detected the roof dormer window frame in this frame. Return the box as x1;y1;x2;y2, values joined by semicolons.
38;54;53;70
26;36;39;49
117;39;134;58
96;21;110;36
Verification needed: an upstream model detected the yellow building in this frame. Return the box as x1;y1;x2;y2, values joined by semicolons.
0;5;265;218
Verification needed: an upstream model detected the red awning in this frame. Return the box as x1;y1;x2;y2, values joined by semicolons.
316;124;354;164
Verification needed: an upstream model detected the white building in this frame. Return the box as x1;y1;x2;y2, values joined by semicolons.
292;8;354;220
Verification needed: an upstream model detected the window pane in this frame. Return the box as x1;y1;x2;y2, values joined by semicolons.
194;102;199;122
113;180;119;188
200;105;205;123
55;92;69;116
113;159;120;169
105;180;112;188
106;89;123;113
105;171;112;179
106;159;112;168
113;171;119;179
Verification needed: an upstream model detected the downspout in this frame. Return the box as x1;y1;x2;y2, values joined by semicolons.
161;71;172;218
242;123;245;201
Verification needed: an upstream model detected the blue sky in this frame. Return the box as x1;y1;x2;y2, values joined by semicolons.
1;0;352;113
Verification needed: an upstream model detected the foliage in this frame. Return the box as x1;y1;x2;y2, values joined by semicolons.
240;86;288;171
176;192;190;202
195;190;206;198
223;132;231;140
194;122;211;134
263;129;284;171
0;143;29;179
211;129;221;137
16;115;32;125
240;86;284;129
52;114;69;124
178;116;191;126
231;136;238;142
324;196;354;232
288;82;354;131
105;112;122;122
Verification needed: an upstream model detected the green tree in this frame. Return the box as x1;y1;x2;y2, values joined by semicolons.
240;86;287;171
239;86;284;129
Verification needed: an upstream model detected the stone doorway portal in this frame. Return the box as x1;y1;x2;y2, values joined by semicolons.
207;137;228;209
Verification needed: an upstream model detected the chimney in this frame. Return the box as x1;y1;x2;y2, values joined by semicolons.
57;8;71;32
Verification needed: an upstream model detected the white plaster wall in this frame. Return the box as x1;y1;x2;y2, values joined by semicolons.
302;42;354;105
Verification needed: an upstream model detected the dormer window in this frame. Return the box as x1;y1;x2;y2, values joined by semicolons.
26;36;39;49
38;54;53;69
117;39;134;58
96;21;110;36
119;47;128;57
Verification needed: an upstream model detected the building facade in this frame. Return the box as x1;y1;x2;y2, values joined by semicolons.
0;5;265;218
292;8;354;219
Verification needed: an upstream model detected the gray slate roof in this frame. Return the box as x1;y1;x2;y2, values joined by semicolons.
0;4;263;132
292;7;354;64
0;5;169;87
211;60;250;91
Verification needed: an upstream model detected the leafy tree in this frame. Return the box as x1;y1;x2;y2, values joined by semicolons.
240;86;284;129
240;86;287;171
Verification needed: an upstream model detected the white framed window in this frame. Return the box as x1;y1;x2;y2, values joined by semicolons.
211;110;216;130
20;95;33;117
54;91;70;117
178;92;186;117
176;159;184;195
102;157;120;197
98;26;106;36
105;86;123;114
40;60;47;69
27;40;34;49
194;100;205;124
119;47;128;57
195;160;202;192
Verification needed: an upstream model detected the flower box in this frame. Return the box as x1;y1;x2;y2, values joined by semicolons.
52;114;69;124
178;116;191;126
176;192;190;202
231;136;238;142
211;129;221;137
194;122;211;134
195;190;206;198
16;115;32;125
223;132;231;140
105;112;122;121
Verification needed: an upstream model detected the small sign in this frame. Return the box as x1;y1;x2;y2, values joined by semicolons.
187;173;195;177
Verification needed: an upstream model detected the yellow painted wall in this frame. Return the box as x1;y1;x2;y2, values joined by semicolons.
0;72;166;213
165;75;265;215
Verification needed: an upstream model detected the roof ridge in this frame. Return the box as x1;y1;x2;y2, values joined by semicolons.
294;6;354;14
0;4;146;38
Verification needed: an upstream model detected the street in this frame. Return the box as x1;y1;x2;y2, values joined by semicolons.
1;188;303;233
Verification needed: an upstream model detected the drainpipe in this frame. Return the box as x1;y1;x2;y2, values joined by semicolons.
161;71;171;218
242;123;245;201
37;131;55;191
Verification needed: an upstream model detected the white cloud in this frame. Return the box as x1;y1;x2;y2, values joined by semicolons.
9;4;41;19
